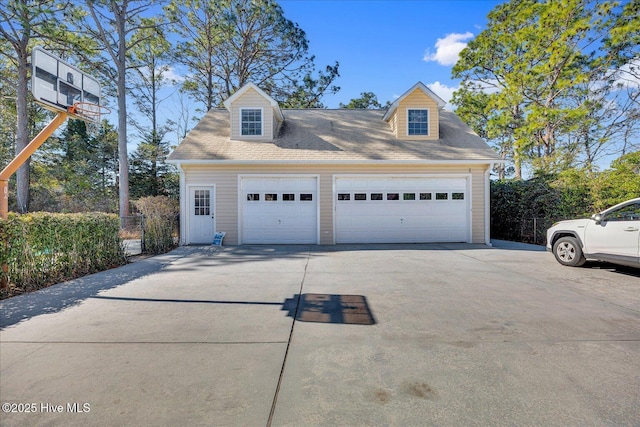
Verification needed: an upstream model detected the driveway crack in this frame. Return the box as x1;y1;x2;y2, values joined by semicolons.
266;249;311;427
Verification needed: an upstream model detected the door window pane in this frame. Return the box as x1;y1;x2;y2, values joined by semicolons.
194;190;210;216
300;194;313;201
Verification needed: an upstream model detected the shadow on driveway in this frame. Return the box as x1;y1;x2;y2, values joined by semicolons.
490;239;547;252
0;246;314;329
89;293;376;326
581;261;640;278
0;259;168;329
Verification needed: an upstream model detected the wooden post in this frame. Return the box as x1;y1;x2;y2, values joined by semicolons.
0;111;68;289
0;112;68;187
0;179;7;220
1;179;7;289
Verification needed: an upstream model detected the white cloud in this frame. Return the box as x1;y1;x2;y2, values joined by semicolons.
612;60;640;89
426;81;458;107
587;60;640;95
163;66;186;84
424;32;474;66
136;65;186;84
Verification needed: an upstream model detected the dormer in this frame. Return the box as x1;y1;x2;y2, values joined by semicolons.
223;82;284;141
383;82;446;141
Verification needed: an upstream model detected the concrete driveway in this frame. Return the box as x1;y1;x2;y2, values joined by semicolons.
1;242;639;426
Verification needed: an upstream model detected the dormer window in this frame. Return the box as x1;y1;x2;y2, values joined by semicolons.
224;83;283;141
383;82;444;140
407;109;429;136
241;108;263;136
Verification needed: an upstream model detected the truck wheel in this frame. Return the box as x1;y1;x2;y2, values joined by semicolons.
552;236;586;267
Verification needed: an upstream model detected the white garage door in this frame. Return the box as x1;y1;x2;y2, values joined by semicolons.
335;177;469;243
241;177;318;244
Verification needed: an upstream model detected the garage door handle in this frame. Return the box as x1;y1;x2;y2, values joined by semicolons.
624;227;639;232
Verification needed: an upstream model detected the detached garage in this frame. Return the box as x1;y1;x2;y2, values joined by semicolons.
168;82;502;246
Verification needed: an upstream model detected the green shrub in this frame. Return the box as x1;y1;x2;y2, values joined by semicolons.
550;168;596;218
0;212;125;299
592;152;640;211
490;164;639;245
135;196;179;255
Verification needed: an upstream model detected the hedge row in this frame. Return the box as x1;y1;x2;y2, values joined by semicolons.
490;162;640;245
0;212;125;299
490;177;571;245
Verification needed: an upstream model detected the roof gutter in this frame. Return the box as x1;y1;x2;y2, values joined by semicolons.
175;162;187;245
166;158;504;166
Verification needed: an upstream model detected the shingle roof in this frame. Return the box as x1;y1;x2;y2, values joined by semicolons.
167;108;501;162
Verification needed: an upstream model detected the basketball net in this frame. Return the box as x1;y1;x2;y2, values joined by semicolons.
68;102;111;134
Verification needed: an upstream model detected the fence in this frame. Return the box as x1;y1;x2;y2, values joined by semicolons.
492;217;557;246
120;214;179;255
120;215;144;255
519;217;557;245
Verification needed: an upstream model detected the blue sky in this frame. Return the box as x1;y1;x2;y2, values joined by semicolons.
278;0;504;108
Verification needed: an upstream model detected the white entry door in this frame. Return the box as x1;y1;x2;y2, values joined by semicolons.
189;186;216;244
241;177;318;244
335;176;470;243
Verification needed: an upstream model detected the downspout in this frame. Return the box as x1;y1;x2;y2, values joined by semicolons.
177;162;186;245
485;162;495;246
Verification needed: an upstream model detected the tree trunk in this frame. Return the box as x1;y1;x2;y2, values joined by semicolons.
15;45;30;213
116;10;129;219
514;145;522;179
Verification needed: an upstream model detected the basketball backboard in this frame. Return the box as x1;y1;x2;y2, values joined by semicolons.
31;46;102;122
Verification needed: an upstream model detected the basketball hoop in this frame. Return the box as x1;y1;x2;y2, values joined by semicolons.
68;102;111;124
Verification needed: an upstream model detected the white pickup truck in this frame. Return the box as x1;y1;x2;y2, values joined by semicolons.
546;198;640;268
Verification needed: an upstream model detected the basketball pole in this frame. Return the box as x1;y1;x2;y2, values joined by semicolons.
1;111;68;289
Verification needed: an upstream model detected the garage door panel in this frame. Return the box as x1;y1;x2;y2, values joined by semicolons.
335;177;469;244
337;177;465;191
242;177;317;244
338;228;461;244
